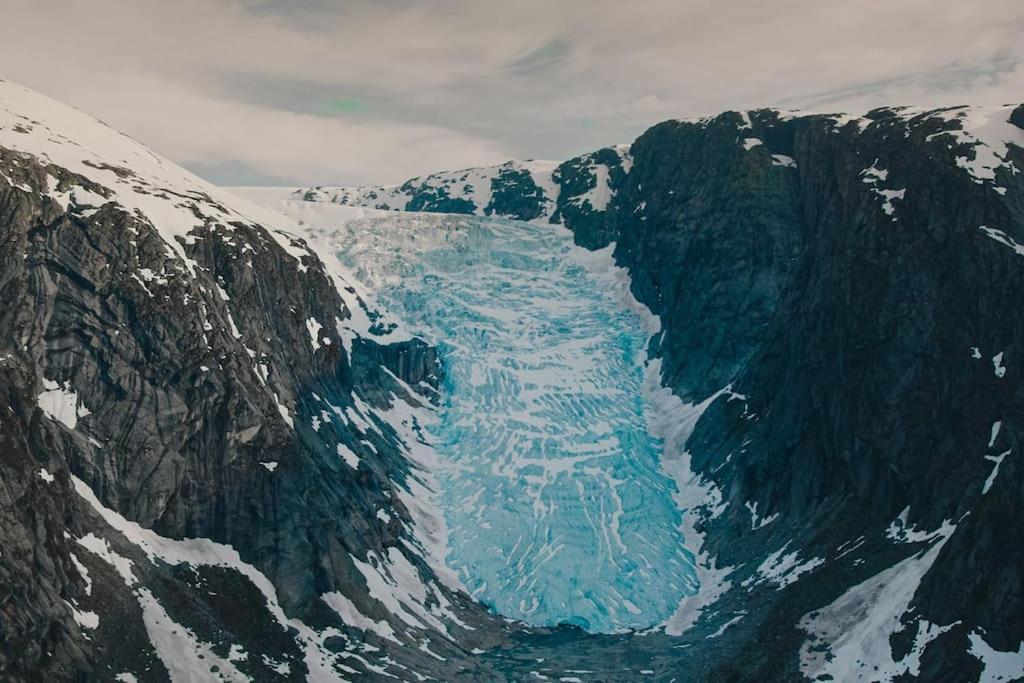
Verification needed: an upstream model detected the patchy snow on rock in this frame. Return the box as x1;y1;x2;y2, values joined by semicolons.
875;188;906;216
136;587;249;682
351;547;450;636
289;158;563;222
744;501;779;530
707;611;746;639
979;225;1024;257
989;420;1002;448
0;80;314;279
742;137;763;151
742;541;824;590
799;518;957;681
925;105;1024;185
70;475;390;678
860;161;905;219
38;467;55;483
280;148;636;228
272;392;294;428
67;601;100;630
862;163;890;183
613;144;634;174
885;507;956;545
70;552;92;595
336;443;360;469
76;532;136;585
321;590;399;644
569;160;614;211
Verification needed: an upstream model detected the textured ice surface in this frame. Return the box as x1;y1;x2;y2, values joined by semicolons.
333;213;698;632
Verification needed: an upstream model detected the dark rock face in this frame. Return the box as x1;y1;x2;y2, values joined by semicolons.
0;92;503;679
300;104;1024;680
549;146;631;248
609;107;1024;680
484;167;547;220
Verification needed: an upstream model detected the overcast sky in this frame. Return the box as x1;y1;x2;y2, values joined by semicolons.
2;1;1022;186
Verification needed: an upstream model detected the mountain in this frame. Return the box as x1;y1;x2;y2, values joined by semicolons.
0;78;512;681
2;72;1023;682
292;104;1024;681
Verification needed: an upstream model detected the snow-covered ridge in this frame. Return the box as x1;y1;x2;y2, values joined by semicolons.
300;159;559;215
300;104;1022;231
0;79;312;269
297;144;633;225
822;105;1022;189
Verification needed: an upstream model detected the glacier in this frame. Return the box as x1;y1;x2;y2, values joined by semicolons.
328;211;700;633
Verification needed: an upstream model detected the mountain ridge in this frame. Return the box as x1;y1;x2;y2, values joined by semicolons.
291;101;1024;681
1;75;1022;681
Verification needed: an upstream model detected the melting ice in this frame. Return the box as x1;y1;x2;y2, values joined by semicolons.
334;213;698;632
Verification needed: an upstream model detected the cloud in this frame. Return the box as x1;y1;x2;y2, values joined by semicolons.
1;0;1022;185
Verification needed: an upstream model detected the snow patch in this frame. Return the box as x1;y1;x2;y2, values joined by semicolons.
993;351;1006;378
742;541;824;590
983;450;1010;494
979;225;1024;257
799;518;957;681
968;632;1024;682
337;443;360;469
306;317;323;351
37;378;90;429
770;154;797;168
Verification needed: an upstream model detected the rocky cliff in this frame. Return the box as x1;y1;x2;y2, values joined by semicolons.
0;79;511;681
299;104;1024;681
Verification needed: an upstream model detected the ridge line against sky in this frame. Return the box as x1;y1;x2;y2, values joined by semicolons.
2;0;1022;186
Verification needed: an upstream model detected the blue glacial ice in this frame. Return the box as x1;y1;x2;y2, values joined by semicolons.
333;213;699;633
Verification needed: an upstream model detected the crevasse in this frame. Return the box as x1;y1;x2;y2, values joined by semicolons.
334;213;698;632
